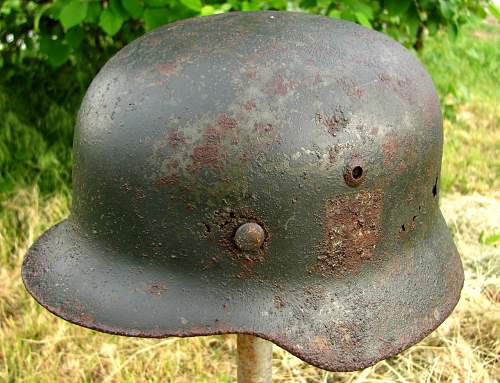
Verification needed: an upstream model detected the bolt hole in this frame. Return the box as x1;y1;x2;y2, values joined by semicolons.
400;224;406;232
352;166;363;179
204;223;211;233
432;176;438;197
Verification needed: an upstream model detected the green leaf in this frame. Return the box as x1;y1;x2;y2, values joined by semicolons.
480;232;500;245
144;7;169;30
447;21;458;41
49;0;72;19
405;5;420;38
344;0;373;20
269;0;287;9
110;0;129;19
0;0;21;15
34;3;54;32
180;0;202;12
60;0;88;30
384;0;411;16
355;12;372;28
439;0;452;20
241;0;260;11
427;19;439;35
122;0;144;18
40;37;71;67
65;26;85;49
328;9;342;19
145;0;170;7
489;3;500;20
99;8;124;36
85;1;101;23
200;5;215;15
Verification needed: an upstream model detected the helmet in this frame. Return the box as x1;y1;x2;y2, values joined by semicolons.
22;11;463;371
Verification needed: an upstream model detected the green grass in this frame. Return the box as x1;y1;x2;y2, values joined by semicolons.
0;19;499;383
421;20;500;194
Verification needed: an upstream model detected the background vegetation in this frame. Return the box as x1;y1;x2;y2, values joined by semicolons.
0;1;499;382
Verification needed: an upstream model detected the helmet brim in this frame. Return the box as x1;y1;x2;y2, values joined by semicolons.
22;214;463;372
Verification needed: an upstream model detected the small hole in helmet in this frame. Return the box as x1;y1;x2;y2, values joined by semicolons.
352;166;363;179
344;159;365;187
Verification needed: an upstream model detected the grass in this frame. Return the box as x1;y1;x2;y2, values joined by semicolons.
421;19;500;195
0;18;499;383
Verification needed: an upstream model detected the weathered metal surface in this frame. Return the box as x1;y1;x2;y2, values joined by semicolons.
237;335;273;383
22;11;464;372
234;223;265;251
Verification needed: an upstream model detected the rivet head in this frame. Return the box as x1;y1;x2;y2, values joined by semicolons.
234;222;265;251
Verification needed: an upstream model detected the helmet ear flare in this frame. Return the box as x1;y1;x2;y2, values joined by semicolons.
344;158;365;187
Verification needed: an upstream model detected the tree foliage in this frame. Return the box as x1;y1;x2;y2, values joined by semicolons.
0;0;496;79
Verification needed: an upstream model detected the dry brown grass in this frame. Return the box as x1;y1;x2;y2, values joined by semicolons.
0;188;498;382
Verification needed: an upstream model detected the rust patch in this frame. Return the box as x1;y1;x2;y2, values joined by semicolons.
154;173;180;188
254;122;273;134
273;294;285;310
244;99;256;111
134;188;145;200
156;62;179;76
337;78;363;98
148;282;167;296
315;108;349;137
217;113;238;131
266;73;298;96
204;208;271;278
309;336;332;353
313;190;384;276
382;135;399;166
168;128;185;149
155;53;191;77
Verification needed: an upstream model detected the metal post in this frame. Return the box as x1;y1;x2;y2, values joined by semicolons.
237;334;273;383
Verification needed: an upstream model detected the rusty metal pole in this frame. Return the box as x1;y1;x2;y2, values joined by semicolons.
237;334;273;383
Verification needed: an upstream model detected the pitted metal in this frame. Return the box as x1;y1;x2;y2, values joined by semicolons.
22;11;463;372
234;223;265;252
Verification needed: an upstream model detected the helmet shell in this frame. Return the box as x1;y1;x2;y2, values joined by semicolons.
23;11;463;371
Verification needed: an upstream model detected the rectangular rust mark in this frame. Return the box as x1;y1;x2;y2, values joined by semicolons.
313;190;384;276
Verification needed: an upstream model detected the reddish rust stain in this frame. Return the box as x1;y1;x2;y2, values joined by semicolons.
337;78;363;98
154;173;180;188
382;135;399;166
328;147;337;164
315;108;348;137
148;282;167;296
217;113;238;130
156;62;179;76
309;336;331;353
121;182;132;192
313;190;384;276
135;188;145;200
168;128;185;149
155;53;191;77
191;145;220;167
271;74;288;96
254;122;273;134
273;294;285;310
244;99;257;111
204;208;271;279
236;267;256;280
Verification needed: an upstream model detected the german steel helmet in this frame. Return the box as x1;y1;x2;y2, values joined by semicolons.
23;11;464;371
